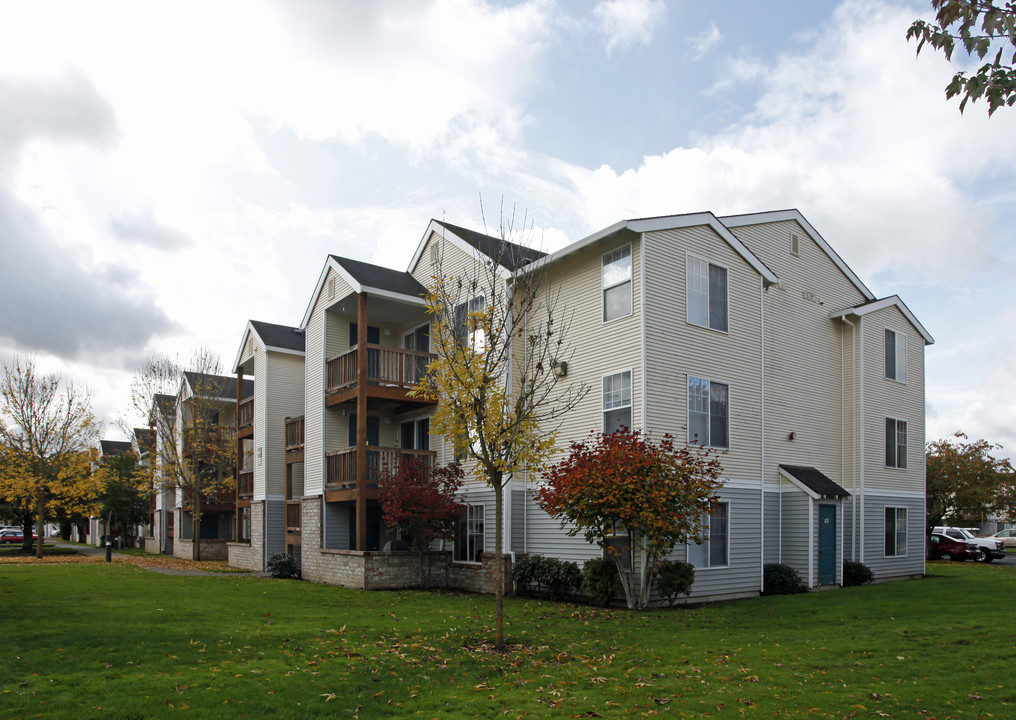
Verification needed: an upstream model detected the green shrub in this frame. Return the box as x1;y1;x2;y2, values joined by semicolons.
511;554;545;595
512;555;581;600
843;560;874;586
582;557;623;606
655;559;695;605
762;563;807;595
267;553;300;579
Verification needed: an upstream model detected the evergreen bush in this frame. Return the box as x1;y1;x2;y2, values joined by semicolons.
655;559;695;605
582;557;623;606
843;560;874;586
267;552;300;579
762;563;807;595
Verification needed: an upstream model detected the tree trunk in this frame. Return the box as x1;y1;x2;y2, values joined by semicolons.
192;495;202;561
35;492;45;559
494;471;505;651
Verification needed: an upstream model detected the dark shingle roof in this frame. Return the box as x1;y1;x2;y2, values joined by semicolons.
99;440;133;457
183;372;253;401
779;465;851;498
250;320;305;353
330;255;429;298
133;428;155;453
436;220;547;271
153;393;176;421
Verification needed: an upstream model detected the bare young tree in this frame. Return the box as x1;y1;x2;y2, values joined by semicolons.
129;348;236;561
0;355;99;558
413;208;588;649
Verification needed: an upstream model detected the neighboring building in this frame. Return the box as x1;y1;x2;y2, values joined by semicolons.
148;374;250;561
230;209;932;600
229;320;306;572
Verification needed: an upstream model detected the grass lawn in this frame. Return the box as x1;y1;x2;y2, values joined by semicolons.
1;561;1011;719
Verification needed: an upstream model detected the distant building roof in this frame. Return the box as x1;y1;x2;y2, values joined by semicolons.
329;255;429;298
183;372;252;401
250;320;305;353
99;440;133;457
435;220;547;271
133;428;155;453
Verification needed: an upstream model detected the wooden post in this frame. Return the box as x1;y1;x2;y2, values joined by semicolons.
236;368;243;542
355;292;369;551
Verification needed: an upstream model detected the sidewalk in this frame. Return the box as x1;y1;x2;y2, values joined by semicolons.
46;539;261;577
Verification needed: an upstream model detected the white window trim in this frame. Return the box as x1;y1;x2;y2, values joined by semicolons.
601;244;633;324
885;417;908;470
688;501;730;569
454;503;485;565
884;506;908;558
884;327;908;384
601;369;634;433
687;374;730;449
685;252;730;334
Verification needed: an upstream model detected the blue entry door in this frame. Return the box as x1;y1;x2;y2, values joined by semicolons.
818;504;837;585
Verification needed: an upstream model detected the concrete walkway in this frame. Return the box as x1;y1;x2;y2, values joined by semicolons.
46;539;262;577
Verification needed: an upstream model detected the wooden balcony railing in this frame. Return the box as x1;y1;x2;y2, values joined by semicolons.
182;427;234;457
238;397;254;431
237;471;253;501
286;501;301;530
166;512;175;538
325;447;435;490
285;416;305;450
326;345;435;393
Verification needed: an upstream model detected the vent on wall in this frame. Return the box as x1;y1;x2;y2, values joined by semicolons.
790;233;800;257
327;276;335;300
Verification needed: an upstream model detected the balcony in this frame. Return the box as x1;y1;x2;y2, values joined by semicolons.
237;471;253;502
286;501;301;531
237;397;254;438
325;345;436;408
285;416;305;463
325;447;436;495
182;427;233;458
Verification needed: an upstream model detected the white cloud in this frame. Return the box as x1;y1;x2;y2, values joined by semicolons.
593;0;667;56
690;22;722;60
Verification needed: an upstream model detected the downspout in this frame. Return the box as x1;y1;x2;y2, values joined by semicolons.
858;315;865;564
759;276;766;589
640;233;648;432
840;316;859;561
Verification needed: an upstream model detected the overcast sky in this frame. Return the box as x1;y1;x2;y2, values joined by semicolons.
1;0;1014;457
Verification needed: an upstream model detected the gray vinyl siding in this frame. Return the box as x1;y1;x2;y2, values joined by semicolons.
763;489;782;563
643;225;763;480
523;489;603;562
265;352;305;498
511;490;526;553
265;499;286;559
861;492;925;579
323;501;352;550
778;489;810;580
668;486;762;599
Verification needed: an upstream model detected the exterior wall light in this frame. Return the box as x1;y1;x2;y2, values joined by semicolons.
552;360;568;378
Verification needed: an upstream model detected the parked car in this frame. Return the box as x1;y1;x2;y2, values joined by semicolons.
984;528;1016;549
933;526;1006;562
928;533;977;561
0;529;36;544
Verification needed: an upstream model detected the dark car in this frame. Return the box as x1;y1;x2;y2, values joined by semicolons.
928;532;976;561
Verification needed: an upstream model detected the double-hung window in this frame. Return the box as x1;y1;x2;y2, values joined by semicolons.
454;504;484;563
884;507;907;557
602;370;632;433
602;245;632;322
885;417;908;469
688;376;729;448
688;502;729;568
687;255;728;332
454;295;485;350
884;329;907;383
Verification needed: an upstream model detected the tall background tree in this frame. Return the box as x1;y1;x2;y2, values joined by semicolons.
926;432;1015;532
378;457;464;587
413;209;588;649
0;356;100;557
536;430;724;610
93;451;150;547
129;348;236;561
908;0;1016;114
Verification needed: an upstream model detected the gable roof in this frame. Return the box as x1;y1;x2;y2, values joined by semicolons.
133;427;155;453
300;255;429;329
829;295;935;345
719;209;875;301
99;439;133;457
529;211;780;284
151;393;176;424
234;320;305;372
779;465;851;499
408;219;549;278
183;372;252;402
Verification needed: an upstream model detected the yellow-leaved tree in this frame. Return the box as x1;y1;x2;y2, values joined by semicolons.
412;211;588;650
0;355;100;557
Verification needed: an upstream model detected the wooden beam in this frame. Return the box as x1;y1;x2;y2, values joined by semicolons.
355;292;369;551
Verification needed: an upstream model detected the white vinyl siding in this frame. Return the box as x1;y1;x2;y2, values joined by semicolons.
884;328;907;383
602;245;632;322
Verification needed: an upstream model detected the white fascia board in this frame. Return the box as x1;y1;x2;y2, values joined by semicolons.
233;321;257;374
721;210;875;301
264;346;306;358
778;467;823;500
357;285;429;307
299;256;361;330
829;295;935;345
414;220;516;280
524;213;779;285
